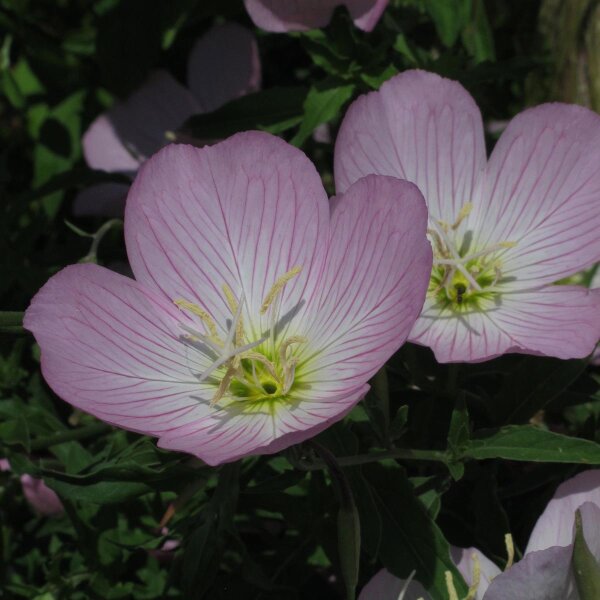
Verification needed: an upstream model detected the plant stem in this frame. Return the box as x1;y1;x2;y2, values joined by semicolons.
295;447;450;471
30;423;111;451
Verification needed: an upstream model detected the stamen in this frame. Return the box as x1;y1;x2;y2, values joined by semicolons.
222;284;246;344
504;533;515;570
398;570;417;600
260;266;303;314
452;202;473;230
174;299;220;341
282;357;298;395
179;323;223;353
242;352;279;381
461;241;517;263
465;552;481;600
210;363;238;407
279;336;308;368
444;571;459;600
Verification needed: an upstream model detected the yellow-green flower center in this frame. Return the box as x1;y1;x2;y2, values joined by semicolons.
174;267;306;409
427;204;516;311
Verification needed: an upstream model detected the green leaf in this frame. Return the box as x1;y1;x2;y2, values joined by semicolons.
363;366;390;446
364;465;468;597
0;311;24;334
46;478;151;504
181;87;308;141
461;0;496;63
425;0;471;47
291;81;355;147
572;509;600;600
464;426;600;463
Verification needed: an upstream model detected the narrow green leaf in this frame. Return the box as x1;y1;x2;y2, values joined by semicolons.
291;82;355;146
181;87;308;141
364;465;468;597
572;509;600;600
464;426;600;464
425;0;470;47
0;311;24;334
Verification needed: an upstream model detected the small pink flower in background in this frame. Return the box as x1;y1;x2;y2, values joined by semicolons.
0;459;63;517
75;23;261;217
359;470;600;600
25;132;432;466
335;69;600;363
244;0;388;32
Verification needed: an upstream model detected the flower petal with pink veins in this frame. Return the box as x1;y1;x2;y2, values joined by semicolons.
471;103;600;288
450;546;501;599
483;546;576;600
411;285;600;362
334;70;486;226
83;71;199;173
23;264;215;436
187;23;261;113
526;470;600;553
358;569;430;600
158;386;367;466
301;176;431;394
244;0;388;32
491;286;600;360
125;132;329;337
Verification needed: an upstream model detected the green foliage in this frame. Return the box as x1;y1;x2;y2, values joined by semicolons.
1;0;599;598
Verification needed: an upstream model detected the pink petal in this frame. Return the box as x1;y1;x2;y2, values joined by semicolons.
491;286;600;360
20;474;64;517
483;546;575;600
471;104;600;288
187;23;261;113
244;0;388;32
334;70;486;226
83;71;199;172
125;132;329;337
24;263;214;436
72;182;130;217
450;546;501;600
526;470;600;553
409;297;514;363
411;284;600;362
358;569;430;600
158;386;366;466
301;175;431;394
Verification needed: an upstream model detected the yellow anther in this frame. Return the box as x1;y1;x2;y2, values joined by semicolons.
222;284;245;344
465;552;481;600
242;352;279;381
260;266;303;314
210;362;238;407
452;202;473;229
444;571;459;600
279;335;308;365
174;299;220;341
504;533;515;570
499;241;517;249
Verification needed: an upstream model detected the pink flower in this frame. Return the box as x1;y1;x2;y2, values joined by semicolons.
75;23;261;217
25;132;432;466
0;459;63;517
359;470;600;599
244;0;388;32
335;69;600;363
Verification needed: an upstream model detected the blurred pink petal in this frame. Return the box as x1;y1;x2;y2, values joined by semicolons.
358;569;429;599
84;71;199;172
26;132;431;465
187;23;261;113
72;182;130;218
244;0;388;32
451;546;501;599
20;474;64;517
335;69;600;362
526;469;600;553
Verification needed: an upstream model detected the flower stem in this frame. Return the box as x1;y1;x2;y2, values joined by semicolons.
293;446;450;471
30;423;111;451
